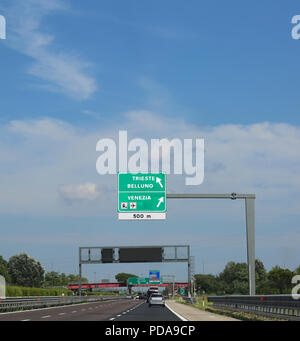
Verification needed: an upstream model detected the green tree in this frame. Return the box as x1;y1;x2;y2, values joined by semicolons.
67;274;88;284
295;266;300;275
218;261;248;294
255;259;267;283
0;264;10;282
0;256;11;282
217;259;269;295
255;259;270;294
59;273;68;286
194;274;218;294
268;266;294;294
0;256;8;268
44;271;61;287
44;272;88;287
115;273;137;283
67;274;78;283
232;279;248;295
7;254;45;287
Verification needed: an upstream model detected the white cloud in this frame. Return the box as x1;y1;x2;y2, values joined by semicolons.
8;117;74;140
0;113;300;220
59;183;99;201
82;110;95;116
5;0;97;99
1;113;300;274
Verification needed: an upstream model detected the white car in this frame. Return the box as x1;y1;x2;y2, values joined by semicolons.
146;287;159;302
148;293;165;307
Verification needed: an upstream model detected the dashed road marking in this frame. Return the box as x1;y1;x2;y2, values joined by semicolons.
41;315;51;319
109;302;145;321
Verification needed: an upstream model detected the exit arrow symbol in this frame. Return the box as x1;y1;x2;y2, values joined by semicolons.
156;177;163;188
157;197;164;208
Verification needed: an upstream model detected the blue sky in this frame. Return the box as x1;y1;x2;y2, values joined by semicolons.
0;0;300;283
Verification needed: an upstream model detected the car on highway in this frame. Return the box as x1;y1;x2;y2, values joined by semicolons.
137;293;146;300
146;287;159;303
148;293;165;307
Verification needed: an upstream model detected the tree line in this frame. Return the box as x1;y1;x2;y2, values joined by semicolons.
195;260;300;295
0;254;88;288
1;254;299;295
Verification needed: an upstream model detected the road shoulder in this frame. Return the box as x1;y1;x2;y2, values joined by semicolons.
166;300;239;321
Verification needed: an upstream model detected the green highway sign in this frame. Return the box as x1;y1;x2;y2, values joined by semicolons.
118;173;166;220
127;277;150;285
118;173;166;192
118;192;166;212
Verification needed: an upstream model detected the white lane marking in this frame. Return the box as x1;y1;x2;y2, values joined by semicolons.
71;311;77;313
58;313;66;316
21;319;31;321
112;301;145;320
0;299;118;315
165;302;188;321
41;315;51;319
109;318;115;321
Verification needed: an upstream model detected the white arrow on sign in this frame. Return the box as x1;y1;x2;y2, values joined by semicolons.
157;197;164;208
156;177;163;188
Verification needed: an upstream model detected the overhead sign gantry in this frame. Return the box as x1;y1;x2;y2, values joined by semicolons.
117;189;256;295
78;245;191;295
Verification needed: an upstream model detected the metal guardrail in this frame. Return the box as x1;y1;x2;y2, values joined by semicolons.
183;297;197;304
207;295;300;321
0;295;125;313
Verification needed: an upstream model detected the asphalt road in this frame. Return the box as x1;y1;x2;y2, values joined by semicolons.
109;301;182;321
0;299;141;321
0;299;182;321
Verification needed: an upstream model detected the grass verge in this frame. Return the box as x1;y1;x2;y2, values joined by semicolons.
174;297;287;321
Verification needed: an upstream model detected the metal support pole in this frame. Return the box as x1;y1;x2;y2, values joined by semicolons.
188;246;191;297
245;198;255;295
173;276;175;298
167;193;256;296
79;248;82;296
79;263;82;296
162;275;175;297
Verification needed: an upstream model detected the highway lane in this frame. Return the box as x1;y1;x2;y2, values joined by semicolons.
0;299;141;321
110;301;182;321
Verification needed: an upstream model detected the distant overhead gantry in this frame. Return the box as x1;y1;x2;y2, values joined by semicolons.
78;245;192;296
